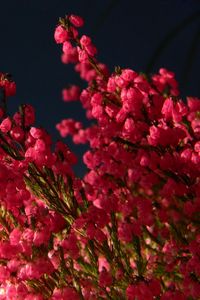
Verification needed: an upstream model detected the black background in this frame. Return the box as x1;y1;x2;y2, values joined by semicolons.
0;0;200;176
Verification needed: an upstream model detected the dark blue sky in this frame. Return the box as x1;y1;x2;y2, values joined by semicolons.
0;0;200;175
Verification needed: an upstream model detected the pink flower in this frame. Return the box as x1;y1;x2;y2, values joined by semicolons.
77;47;89;62
62;41;73;53
98;256;110;272
10;126;24;141
54;25;69;43
121;68;137;82
69;14;84;27
161;97;174;120
9;228;21;245
51;287;79;300
0;117;12;133
62;85;80;102
0;266;10;282
0;75;16;97
99;269;112;287
80;35;91;47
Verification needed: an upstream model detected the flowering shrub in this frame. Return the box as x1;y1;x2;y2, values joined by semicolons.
0;14;199;300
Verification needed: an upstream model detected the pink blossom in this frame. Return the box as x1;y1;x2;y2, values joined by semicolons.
54;25;69;43
69;14;84;27
0;117;12;133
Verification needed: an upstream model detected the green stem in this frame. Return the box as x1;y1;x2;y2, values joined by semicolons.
109;212;132;276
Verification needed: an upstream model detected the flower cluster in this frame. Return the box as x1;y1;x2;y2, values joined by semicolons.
0;14;199;300
0;73;16;98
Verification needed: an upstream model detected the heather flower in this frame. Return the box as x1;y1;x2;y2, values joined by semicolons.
62;85;80;102
54;25;69;43
0;117;12;133
69;14;84;27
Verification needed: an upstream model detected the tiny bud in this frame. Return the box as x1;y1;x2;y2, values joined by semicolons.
69;14;84;27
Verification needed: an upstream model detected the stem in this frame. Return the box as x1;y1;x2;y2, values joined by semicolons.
181;26;200;90
88;57;107;80
109;212;132;277
143;226;163;246
146;11;200;72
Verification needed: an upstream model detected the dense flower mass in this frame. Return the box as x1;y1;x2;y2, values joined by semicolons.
0;13;199;300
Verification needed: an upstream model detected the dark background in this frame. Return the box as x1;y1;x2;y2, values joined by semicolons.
0;0;200;176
